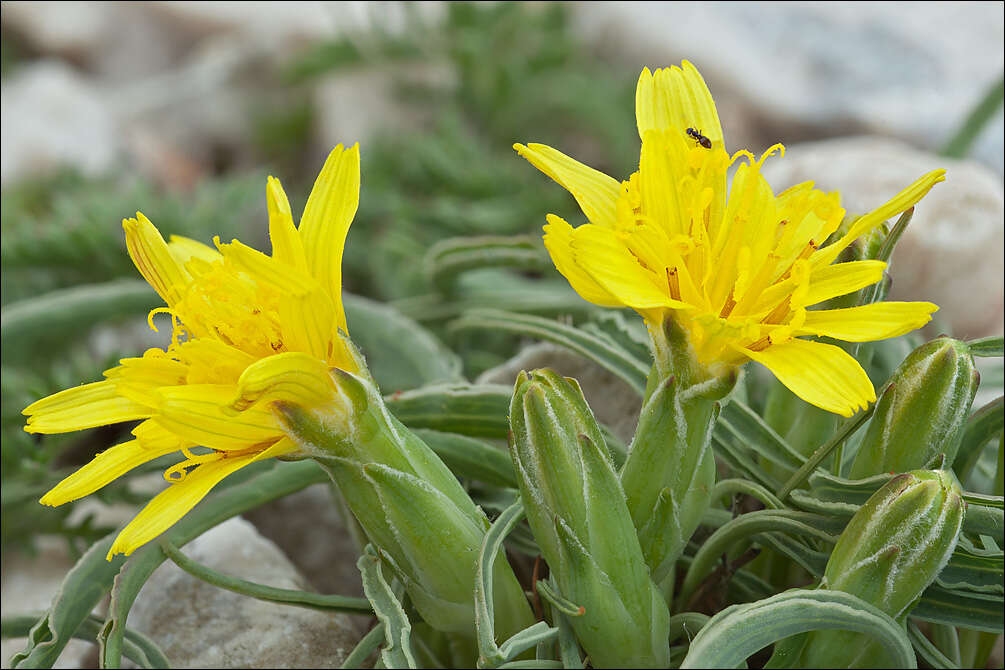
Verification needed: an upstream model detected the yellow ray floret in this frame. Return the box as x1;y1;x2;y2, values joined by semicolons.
23;145;364;558
516;62;944;416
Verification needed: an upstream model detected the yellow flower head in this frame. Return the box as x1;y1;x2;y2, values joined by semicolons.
23;145;362;558
515;63;944;417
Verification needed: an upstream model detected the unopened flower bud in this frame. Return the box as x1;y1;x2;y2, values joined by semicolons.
850;337;979;478
510;369;670;668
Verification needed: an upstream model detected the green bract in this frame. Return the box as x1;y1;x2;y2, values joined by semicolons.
276;369;534;641
851;337;980;477
509;369;671;668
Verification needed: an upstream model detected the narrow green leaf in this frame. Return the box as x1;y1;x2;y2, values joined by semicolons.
678;510;842;608
680;589;917;669
967;336;1004;358
344;293;463;392
555;611;582;669
717;401;805;473
778;407;874;500
10;534;126;668
388;383;512;438
159;540;372;612
425;235;550;292
474;500;552;668
535;581;584;618
913;585;1004;633
955;396;1004;485
450;309;649;396
907;620;959;670
357;545;416;669
340;622;386;669
414;429;516;488
2;613;169;669
941;74;1005;159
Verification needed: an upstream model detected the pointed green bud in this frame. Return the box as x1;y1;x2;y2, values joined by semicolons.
277;369;534;640
510;369;670;669
825;469;964;617
787;470;965;668
850;337;979;478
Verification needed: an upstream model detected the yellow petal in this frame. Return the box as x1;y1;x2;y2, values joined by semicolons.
741;339;876;416
154;384;283;451
266;176;308;271
635;62;722;148
800;260;887;307
104;352;188;407
40;440;178;506
298;144;359;333
513;143;621;228
229;352;335;413
167;235;222;269
278;289;338;363
543;215;623;307
218;239;318;297
23;381;152;434
132;419;193;450
173;339;256;386
107;438;296;558
811;170;946;268
639;131;685;236
573;224;686;310
123;213;191;306
795;301;938;342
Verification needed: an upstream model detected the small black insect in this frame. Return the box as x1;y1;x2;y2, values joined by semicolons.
686;127;712;149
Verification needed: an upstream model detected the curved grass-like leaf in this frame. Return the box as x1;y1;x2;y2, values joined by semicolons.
344;293;463;392
358;544;416;669
680;589;917;669
678;510;842;607
2;613;168;669
159;540;372;612
450;309;649;396
967;336;1004;358
387;383;512;438
414;429;516;488
425;235;550;292
474;500;558;668
954;396;1004;486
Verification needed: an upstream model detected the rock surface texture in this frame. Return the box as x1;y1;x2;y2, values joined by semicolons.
127;517;363;669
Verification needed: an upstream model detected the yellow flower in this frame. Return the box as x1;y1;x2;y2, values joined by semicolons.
515;62;944;417
23;145;362;558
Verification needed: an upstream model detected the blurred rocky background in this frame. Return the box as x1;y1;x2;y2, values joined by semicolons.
2;2;1002;667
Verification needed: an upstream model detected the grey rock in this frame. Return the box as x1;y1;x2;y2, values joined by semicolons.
760;136;1004;339
478;342;643;443
245;484;365;599
0;61;119;185
573;2;1004;176
128;517;364;668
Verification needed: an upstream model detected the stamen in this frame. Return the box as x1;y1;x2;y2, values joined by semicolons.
666;268;681;301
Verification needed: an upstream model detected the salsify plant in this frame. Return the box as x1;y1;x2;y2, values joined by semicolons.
6;61;1003;670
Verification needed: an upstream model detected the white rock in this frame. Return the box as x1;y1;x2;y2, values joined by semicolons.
0;61;119;185
760;136;1004;338
478;342;643;443
1;538;96;669
127;517;363;668
573;2;1005;175
245;484;365;598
